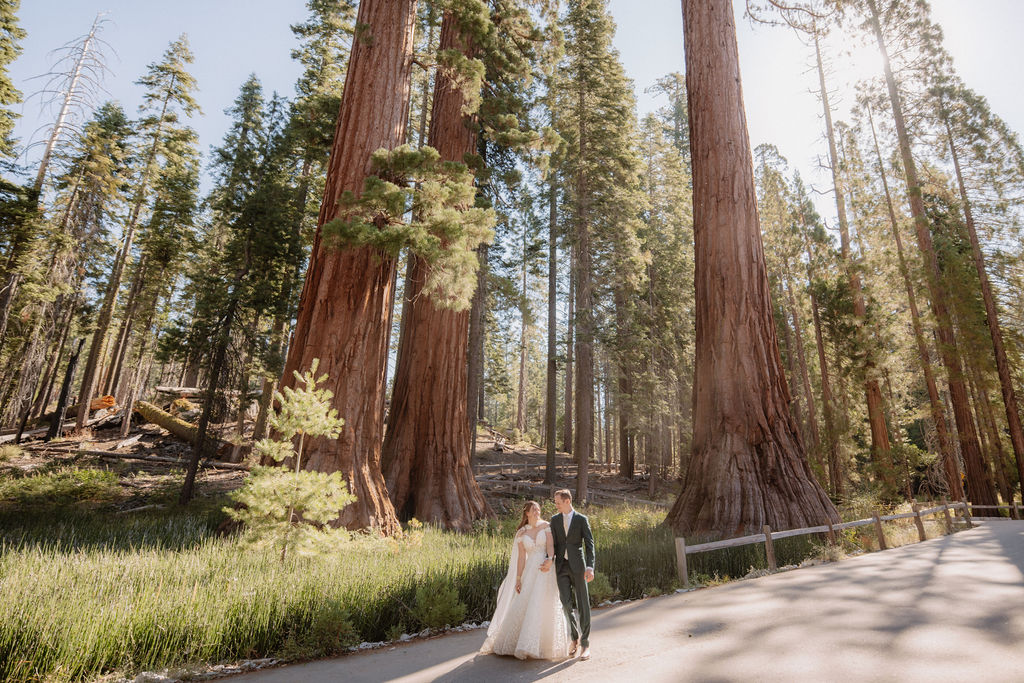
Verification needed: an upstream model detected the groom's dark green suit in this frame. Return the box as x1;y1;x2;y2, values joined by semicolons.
551;510;595;648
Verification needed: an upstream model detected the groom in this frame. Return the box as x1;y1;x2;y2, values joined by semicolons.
546;489;595;660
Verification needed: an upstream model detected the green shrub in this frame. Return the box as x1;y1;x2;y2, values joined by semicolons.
588;571;617;604
410;579;467;630
306;601;361;656
0;467;121;506
227;359;353;562
385;621;408;642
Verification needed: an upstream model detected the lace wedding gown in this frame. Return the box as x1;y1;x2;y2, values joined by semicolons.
480;524;570;660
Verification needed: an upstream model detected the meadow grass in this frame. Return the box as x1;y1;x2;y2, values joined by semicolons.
0;498;678;682
0;473;965;682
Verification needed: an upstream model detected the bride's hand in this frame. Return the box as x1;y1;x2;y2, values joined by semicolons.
515;578;522;593
540;558;552;572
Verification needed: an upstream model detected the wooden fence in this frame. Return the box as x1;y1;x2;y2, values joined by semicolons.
673;499;983;588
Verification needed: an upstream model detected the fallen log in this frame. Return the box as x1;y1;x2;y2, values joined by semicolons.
154;386;262;399
27;445;251;471
18;395;117;430
0;412;118;444
135;401;199;443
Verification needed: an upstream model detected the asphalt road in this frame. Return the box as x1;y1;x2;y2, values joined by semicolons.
234;520;1024;682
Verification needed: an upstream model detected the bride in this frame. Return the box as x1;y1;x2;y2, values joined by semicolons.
480;501;570;660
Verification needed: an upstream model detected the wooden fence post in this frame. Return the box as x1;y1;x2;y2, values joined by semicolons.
872;512;887;550
941;498;954;534
1015;500;1022;521
826;519;836;546
763;525;777;571
911;503;926;542
960;497;973;528
675;538;689;588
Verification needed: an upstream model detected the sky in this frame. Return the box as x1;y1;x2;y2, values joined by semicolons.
7;0;1024;227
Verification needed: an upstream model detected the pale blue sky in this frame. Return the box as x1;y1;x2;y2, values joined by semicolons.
8;1;1024;225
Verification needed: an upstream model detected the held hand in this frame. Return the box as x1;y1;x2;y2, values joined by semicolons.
516;578;522;593
585;569;594;583
540;559;552;573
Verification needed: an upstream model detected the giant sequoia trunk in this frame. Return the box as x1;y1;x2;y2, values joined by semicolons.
378;10;491;531
865;0;995;506
667;0;838;537
278;0;418;535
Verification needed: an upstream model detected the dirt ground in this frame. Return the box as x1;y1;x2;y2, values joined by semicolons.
2;418;675;513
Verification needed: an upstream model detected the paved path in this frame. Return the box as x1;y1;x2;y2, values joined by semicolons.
235;520;1024;682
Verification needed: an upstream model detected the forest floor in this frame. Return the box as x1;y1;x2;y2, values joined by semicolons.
232;519;1024;683
0;417;677;514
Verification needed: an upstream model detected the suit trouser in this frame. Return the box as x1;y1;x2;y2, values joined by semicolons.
556;562;591;647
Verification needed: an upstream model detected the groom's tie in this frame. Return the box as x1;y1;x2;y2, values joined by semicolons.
563;513;570;559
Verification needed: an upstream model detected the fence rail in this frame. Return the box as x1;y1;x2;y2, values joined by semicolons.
672;499;988;588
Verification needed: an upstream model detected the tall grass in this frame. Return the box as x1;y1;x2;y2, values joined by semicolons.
0;501;675;682
2;487;946;681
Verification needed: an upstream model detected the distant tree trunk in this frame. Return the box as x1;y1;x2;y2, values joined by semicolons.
784;269;822;472
598;362;606;471
865;0;992;506
967;361;1012;505
104;255;148;396
813;32;891;479
667;0;838;537
76;89;173;430
516;234;528;435
274;0;418;534
466;243;487;455
545;180;558;483
32;292;76;418
573;85;593;505
779;297;804;439
380;9;492;531
46;339;85;442
562;250;574;453
615;292;634;479
942;110;1024;497
865;104;962;500
252;315;285;443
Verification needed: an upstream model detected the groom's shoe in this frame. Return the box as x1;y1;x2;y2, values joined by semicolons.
569;640;579;656
580;647;591;661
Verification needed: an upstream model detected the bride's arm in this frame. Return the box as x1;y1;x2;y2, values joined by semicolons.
541;524;554;572
515;533;526;592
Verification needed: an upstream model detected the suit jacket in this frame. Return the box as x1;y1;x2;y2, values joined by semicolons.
551;511;595;574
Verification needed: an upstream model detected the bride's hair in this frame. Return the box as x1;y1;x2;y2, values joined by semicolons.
516;501;541;532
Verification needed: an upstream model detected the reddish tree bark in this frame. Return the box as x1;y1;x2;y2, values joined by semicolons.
667;0;838;537
380;11;492;531
278;0;419;535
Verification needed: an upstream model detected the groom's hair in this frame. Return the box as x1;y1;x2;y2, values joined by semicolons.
555;489;572;502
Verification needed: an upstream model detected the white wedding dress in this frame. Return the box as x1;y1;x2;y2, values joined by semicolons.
480;523;570;660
